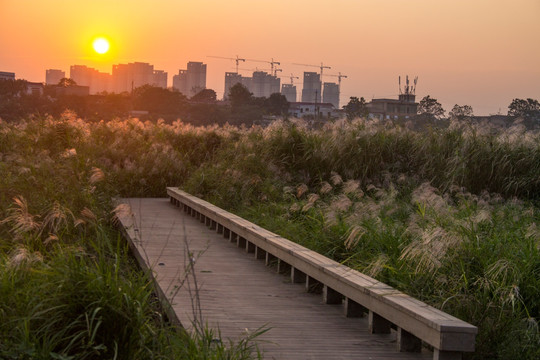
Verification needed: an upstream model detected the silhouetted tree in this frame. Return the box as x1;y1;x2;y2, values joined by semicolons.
133;85;187;114
508;98;540;119
228;83;253;110
57;78;77;87
264;93;289;116
190;88;217;103
418;95;445;119
343;96;369;120
449;104;474;119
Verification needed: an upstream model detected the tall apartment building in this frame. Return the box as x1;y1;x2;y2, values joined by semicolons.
70;65;111;94
250;71;280;98
281;84;297;103
45;69;65;85
223;72;252;100
112;62;167;93
223;71;280;100
323;82;339;108
301;72;321;103
172;61;207;97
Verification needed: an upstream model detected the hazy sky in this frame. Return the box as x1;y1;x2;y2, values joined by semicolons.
1;0;539;115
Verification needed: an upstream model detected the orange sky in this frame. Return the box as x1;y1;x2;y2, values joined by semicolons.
1;0;539;115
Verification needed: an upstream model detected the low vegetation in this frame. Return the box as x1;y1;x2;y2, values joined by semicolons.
1;113;539;359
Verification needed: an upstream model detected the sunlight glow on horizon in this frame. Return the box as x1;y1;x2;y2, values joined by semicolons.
1;0;539;115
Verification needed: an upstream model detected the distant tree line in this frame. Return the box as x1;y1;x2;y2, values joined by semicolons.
1;78;539;124
0;79;289;125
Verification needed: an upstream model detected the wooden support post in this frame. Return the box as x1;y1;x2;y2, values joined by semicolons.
291;267;306;284
255;246;266;260
183;204;188;213
397;327;422;352
217;223;223;234
265;252;278;267
195;211;200;220
237;236;247;248
306;276;323;294
230;232;238;244
191;209;196;217
344;298;366;317
245;241;255;253
369;311;392;334
223;228;230;239
200;214;205;223
434;350;462;360
205;217;211;227
209;220;216;230
277;259;291;275
323;285;342;304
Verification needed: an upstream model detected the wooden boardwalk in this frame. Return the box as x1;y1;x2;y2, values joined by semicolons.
118;198;433;359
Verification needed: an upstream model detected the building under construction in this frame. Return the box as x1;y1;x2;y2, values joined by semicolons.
223;70;280;99
172;61;207;97
301;72;321;103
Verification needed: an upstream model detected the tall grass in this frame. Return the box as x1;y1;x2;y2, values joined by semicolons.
1;114;539;359
0;114;265;359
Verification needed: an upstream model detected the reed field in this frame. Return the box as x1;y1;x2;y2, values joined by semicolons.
1;113;539;359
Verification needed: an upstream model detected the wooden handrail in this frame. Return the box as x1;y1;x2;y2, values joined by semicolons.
167;187;477;360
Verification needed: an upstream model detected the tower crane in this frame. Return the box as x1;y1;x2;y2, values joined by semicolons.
326;72;348;88
292;62;331;81
245;58;281;75
273;68;282;77
207;55;245;73
287;73;299;85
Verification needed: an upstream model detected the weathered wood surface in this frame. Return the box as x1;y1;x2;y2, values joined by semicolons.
118;198;432;359
166;188;477;359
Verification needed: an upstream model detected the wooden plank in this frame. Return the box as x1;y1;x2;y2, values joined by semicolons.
166;188;478;354
118;198;432;360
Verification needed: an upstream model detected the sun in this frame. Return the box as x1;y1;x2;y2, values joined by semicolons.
92;37;110;54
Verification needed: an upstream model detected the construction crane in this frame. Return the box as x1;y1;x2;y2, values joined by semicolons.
207;55;245;73
286;73;299;84
273;68;282;77
292;62;331;81
326;72;348;88
245;58;281;75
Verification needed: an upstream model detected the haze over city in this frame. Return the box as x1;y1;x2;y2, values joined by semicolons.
1;0;539;115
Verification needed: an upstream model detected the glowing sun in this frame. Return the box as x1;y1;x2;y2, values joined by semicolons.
92;37;110;54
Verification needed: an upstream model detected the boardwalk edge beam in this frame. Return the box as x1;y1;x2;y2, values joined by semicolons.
167;187;477;359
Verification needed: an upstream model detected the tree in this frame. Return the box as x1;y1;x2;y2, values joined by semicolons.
133;85;187;113
508;98;540;119
448;104;474;119
264;93;289;116
190;88;217;103
228;83;252;110
343;96;369;120
417;95;445;119
57;78;77;87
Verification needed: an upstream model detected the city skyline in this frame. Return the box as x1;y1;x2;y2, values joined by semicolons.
1;0;539;115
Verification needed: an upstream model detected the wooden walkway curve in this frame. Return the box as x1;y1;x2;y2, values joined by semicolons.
117;197;434;359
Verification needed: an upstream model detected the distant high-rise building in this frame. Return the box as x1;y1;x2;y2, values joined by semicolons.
112;62;167;93
223;72;252;100
323;82;339;108
172;61;207;97
45;69;65;85
301;72;321;103
281;84;296;103
251;71;280;98
70;65;111;94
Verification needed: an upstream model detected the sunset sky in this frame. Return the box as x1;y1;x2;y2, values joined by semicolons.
1;0;539;115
